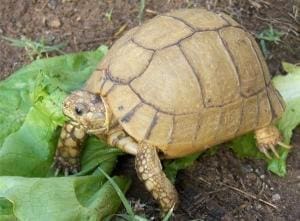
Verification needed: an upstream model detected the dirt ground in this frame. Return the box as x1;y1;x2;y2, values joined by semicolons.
0;0;299;220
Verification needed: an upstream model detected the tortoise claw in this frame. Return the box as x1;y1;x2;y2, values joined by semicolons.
64;168;69;176
52;154;80;176
259;146;272;159
54;168;61;177
278;141;292;149
269;144;279;158
257;141;292;159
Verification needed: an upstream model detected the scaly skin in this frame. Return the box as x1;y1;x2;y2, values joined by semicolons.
53;90;179;212
255;125;291;159
53;121;86;175
135;143;178;212
53;90;290;213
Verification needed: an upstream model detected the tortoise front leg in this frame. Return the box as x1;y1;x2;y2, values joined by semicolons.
135;142;178;213
107;126;138;155
53;121;87;175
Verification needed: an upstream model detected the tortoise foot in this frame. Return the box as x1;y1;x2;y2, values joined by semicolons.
52;153;80;176
255;125;291;159
52;121;85;176
135;143;178;213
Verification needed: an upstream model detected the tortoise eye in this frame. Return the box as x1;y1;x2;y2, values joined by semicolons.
75;106;84;115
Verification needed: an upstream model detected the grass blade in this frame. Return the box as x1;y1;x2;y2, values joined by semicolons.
138;0;146;24
162;206;174;221
98;167;135;218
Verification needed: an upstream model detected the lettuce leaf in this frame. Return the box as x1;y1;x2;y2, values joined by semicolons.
0;175;130;221
0;46;131;220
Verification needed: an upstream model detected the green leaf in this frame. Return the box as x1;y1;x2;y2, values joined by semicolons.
270;62;300;176
74;137;123;176
230;133;263;159
274;63;300;143
0;48;107;177
0;46;132;220
229;134;288;176
282;62;300;75
0;48;106;147
164;153;201;183
0;197;16;221
0;102;61;177
0;175;130;221
267;148;289;176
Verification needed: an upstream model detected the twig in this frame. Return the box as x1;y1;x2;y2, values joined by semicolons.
239;177;246;190
145;9;158;15
287;180;300;184
288;12;300;23
73;36;78;51
35;0;49;11
113;23;128;38
197;177;278;210
258;0;271;6
224;184;278;209
197;177;210;185
258;182;265;196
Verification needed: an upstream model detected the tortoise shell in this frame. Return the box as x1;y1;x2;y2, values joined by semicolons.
85;8;285;158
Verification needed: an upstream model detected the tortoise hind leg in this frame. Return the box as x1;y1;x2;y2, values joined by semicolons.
255;125;291;159
135;142;178;213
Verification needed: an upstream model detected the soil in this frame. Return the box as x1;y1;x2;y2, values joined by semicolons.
0;0;299;220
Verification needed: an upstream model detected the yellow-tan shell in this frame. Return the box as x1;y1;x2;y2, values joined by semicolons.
86;8;285;158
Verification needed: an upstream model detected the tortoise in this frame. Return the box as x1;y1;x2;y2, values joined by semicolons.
53;8;290;212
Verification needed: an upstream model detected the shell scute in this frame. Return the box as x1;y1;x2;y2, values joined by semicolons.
133;16;193;50
267;85;285;121
165;8;228;30
216;100;243;140
130;46;203;115
109;41;154;83
180;31;240;107
105;84;141;120
194;108;222;148
237;95;258;134
219;27;266;97
257;89;273;128
120;103;157;141
146;112;173;146
85;27;139;93
171;113;199;144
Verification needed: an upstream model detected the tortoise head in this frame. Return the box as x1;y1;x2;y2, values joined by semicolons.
63;90;110;135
